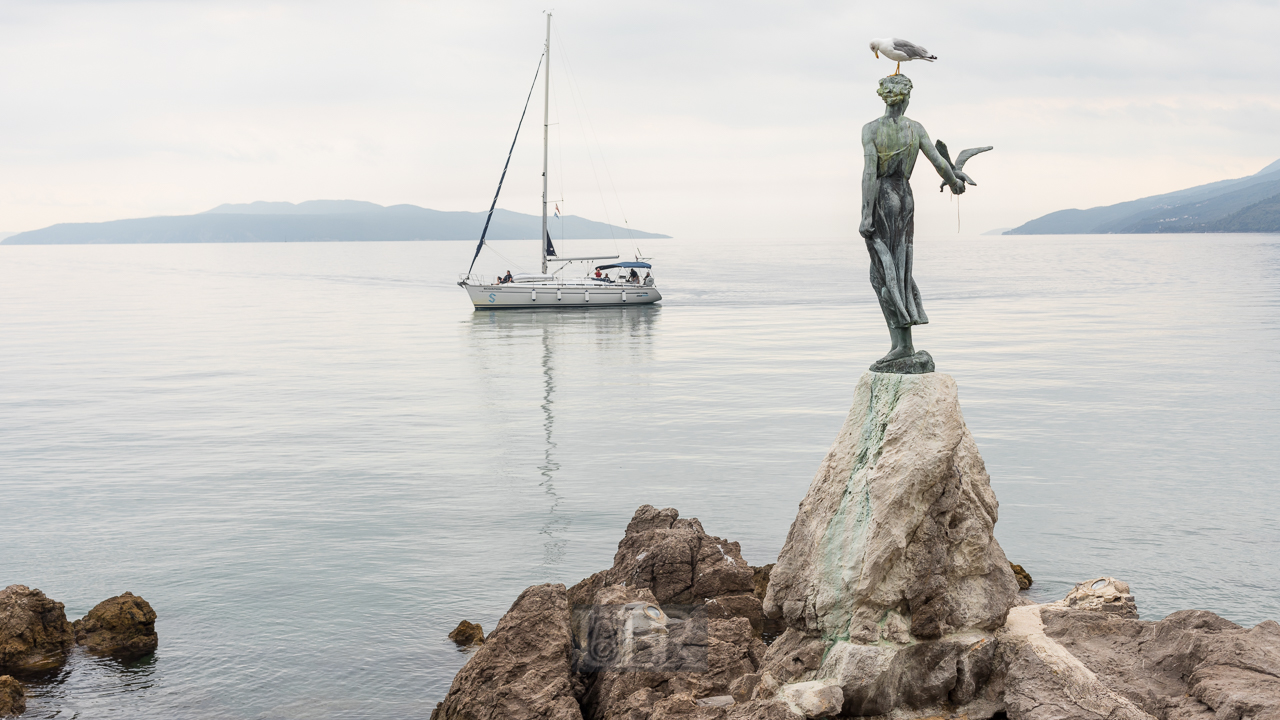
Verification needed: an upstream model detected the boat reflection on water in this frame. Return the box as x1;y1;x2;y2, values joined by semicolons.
465;306;660;567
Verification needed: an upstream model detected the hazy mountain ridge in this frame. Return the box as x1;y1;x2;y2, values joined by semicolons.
1007;159;1280;234
1200;192;1280;232
2;202;668;245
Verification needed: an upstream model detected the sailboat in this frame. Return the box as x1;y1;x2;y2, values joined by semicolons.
458;13;662;309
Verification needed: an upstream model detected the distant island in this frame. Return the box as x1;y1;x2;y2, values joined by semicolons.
1;200;669;245
1006;158;1280;234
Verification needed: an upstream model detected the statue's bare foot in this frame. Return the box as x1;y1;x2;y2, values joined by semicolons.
877;345;914;363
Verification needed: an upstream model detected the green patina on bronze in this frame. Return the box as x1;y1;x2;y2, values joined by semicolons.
859;75;969;372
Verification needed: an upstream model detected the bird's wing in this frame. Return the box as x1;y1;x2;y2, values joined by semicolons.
892;39;935;59
954;146;993;171
935;140;953;168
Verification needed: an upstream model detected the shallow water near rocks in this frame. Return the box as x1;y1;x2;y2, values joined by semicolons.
2;233;1278;718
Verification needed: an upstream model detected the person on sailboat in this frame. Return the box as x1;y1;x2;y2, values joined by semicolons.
502;270;514;284
644;271;653;286
629;268;640;283
594;268;603;279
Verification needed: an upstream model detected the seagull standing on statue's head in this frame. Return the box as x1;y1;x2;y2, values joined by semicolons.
870;38;937;75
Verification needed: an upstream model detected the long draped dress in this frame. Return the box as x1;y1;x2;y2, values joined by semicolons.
865;121;928;329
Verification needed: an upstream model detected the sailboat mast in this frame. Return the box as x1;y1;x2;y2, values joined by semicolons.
540;12;551;275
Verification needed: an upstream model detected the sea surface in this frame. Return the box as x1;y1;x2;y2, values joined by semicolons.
2;233;1278;719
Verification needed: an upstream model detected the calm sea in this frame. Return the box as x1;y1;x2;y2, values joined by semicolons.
2;234;1278;719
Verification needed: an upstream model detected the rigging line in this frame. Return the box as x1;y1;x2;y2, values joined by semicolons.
466;53;545;276
484;241;528;275
553;25;618;248
554;24;635;244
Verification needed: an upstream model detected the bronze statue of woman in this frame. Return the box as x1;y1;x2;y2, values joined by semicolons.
859;75;965;372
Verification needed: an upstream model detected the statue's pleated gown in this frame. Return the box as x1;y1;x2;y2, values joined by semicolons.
866;168;927;328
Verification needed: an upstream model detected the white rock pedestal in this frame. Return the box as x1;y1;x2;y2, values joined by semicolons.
760;371;1020;717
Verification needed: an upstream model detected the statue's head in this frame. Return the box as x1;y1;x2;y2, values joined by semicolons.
876;75;912;106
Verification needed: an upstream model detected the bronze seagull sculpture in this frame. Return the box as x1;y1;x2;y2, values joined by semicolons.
934;140;993;192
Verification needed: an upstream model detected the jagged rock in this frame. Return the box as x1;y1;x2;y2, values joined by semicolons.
641;694;802;720
574;579;765;720
431;583;582;720
750;565;773;601
572;506;756;606
776;681;843;718
1010;563;1032;591
753;629;824;690
760;372;1018;717
72;592;158;660
0;586;74;673
723;700;800;720
703;595;764;638
1045;607;1280;719
448;620;485;647
0;676;24;718
996;575;1280;720
568;506;764;646
649;693;722;719
1060;576;1137;618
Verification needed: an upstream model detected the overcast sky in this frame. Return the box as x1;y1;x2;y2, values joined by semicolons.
2;0;1278;238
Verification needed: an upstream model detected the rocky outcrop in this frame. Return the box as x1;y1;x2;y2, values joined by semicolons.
0;586;74;673
1010;563;1032;591
569;506;765;641
429;374;1280;719
570;506;756;607
448;621;485;647
760;372;1018;717
0;676;24;717
434;508;791;720
432;583;582;720
573;581;770;720
996;580;1280;720
751;565;773;601
1059;576;1137;618
72;592;158;660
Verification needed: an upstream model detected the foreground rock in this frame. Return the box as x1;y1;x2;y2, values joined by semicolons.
0;586;74;673
567;508;788;719
760;372;1018;717
569;505;763;637
72;592;158;660
448;620;485;647
0;676;23;717
574;582;771;720
432;583;582;720
1000;590;1280;720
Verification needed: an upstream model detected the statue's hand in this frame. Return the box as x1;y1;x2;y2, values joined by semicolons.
859;215;874;239
949;178;966;195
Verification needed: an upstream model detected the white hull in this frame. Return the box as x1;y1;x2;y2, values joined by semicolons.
463;281;661;308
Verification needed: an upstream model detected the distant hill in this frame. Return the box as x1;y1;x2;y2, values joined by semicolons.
1006;158;1280;234
1200;192;1280;232
2;201;668;245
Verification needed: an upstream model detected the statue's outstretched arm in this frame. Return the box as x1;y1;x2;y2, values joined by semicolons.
859;124;879;238
916;124;965;194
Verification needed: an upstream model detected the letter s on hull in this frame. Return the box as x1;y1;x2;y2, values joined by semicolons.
488;293;496;303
